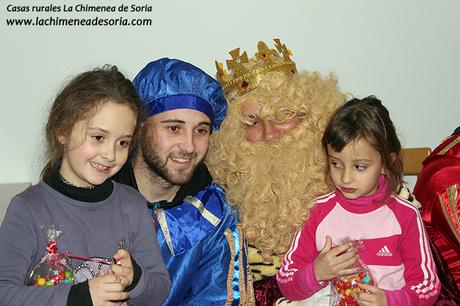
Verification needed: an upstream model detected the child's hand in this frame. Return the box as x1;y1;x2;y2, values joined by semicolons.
111;248;134;290
351;283;387;306
88;273;127;306
314;235;360;281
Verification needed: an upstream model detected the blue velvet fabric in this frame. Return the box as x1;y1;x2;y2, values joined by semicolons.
133;58;227;131
150;183;244;305
149;95;214;126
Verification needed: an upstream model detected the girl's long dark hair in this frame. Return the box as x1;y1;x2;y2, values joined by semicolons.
322;96;403;192
41;65;145;179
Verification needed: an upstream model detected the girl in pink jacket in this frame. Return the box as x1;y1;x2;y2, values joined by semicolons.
277;96;440;305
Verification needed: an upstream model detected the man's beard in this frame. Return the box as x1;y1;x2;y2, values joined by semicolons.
140;137;201;186
208;126;329;256
226;135;323;205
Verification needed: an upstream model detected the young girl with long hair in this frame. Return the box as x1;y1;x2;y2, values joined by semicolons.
277;96;440;305
0;65;170;305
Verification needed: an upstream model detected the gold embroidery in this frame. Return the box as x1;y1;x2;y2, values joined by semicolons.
245;265;256;306
224;229;235;306
224;225;256;306
439;184;460;244
156;209;175;256
238;224;255;305
447;184;459;207
438;136;460;155
184;196;221;226
238;225;245;298
447;184;460;241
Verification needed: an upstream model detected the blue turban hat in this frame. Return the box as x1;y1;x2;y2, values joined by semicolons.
133;58;227;131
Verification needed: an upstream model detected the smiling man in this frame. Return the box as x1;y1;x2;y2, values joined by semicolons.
114;58;251;305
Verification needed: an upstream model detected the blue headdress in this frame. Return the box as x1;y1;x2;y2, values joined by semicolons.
133;58;227;131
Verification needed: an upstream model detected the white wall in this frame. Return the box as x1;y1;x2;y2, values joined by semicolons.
1;0;459;185
0;183;30;222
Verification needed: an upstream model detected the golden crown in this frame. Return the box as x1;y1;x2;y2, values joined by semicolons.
215;38;297;96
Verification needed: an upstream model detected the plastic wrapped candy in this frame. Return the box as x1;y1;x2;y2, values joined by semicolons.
28;224;75;286
331;240;375;306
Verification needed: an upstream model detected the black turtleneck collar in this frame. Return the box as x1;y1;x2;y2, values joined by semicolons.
113;161;213;210
44;166;114;203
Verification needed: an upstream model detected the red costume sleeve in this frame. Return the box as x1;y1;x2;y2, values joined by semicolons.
414;134;460;290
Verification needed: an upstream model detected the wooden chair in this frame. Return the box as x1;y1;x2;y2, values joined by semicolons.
401;147;432;176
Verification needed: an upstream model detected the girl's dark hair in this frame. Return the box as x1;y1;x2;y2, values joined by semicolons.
41;65;145;178
321;96;403;192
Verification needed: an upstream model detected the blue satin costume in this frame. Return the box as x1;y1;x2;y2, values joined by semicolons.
115;162;250;305
152;181;246;304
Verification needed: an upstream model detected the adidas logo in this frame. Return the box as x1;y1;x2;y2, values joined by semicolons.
377;245;392;256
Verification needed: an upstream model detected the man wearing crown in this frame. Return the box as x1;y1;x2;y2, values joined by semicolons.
207;39;346;305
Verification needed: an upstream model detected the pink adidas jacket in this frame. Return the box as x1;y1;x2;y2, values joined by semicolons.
277;190;440;305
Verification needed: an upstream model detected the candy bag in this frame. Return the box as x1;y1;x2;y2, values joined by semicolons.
331;240;374;306
28;224;75;286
